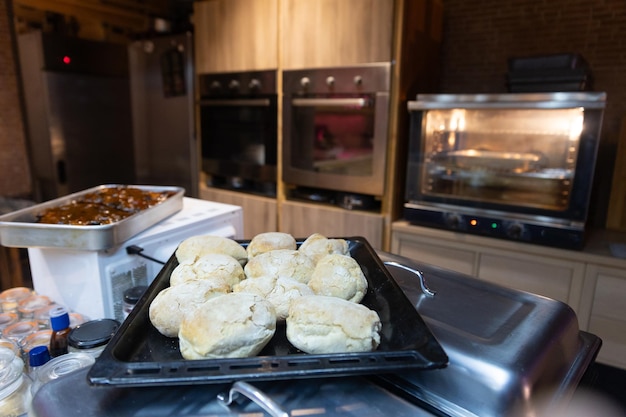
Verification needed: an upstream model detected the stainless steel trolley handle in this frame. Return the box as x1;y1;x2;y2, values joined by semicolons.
291;97;370;108
217;381;289;417
383;261;436;297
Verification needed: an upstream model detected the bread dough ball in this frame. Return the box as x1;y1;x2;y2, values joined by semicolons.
244;249;315;284
179;293;276;359
234;276;314;320
286;295;381;354
149;279;229;337
298;233;350;264
170;253;245;289
308;254;368;303
247;232;297;258
176;235;248;266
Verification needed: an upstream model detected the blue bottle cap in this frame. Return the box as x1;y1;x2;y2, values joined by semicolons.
49;306;70;331
29;345;51;367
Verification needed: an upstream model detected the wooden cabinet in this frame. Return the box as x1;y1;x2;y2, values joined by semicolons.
279;200;384;249
477;251;585;310
580;265;626;369
193;0;278;73
280;0;394;69
390;229;477;276
199;185;277;239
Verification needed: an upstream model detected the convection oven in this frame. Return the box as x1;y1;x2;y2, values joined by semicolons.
404;92;606;249
198;70;278;196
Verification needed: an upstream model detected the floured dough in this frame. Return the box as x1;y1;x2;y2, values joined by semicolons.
244;249;315;284
149;279;229;337
286;295;381;354
298;233;350;264
169;253;245;289
247;232;297;258
176;235;248;266
179;293;276;359
308;253;368;303
234;276;314;320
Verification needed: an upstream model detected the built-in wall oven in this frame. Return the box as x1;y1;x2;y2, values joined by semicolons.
198;70;278;196
404;92;606;249
282;63;391;210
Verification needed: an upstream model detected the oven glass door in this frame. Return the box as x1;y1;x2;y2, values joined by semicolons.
288;94;382;178
417;107;584;211
200;96;277;189
406;103;604;222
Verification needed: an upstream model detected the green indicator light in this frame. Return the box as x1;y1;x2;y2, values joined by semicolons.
491;222;498;229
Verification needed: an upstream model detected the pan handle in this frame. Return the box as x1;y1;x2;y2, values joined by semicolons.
217;381;289;417
383;261;436;297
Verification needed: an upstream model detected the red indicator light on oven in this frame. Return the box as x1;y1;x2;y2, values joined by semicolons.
62;56;71;65
470;219;478;227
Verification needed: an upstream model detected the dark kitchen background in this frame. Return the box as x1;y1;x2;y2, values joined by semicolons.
2;0;625;229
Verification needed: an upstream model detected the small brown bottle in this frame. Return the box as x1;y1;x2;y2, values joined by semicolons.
49;306;71;357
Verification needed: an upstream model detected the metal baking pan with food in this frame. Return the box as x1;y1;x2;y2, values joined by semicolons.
0;184;184;251
88;237;449;387
375;252;602;417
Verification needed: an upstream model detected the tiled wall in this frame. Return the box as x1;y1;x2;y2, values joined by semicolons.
0;0;31;197
439;0;626;227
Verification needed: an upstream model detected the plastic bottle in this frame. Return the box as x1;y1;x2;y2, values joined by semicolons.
49;307;71;357
28;345;51;398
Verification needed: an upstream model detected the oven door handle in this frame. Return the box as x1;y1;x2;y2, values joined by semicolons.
199;98;272;107
291;97;370;108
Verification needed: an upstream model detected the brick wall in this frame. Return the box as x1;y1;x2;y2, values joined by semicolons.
439;0;626;227
0;0;31;198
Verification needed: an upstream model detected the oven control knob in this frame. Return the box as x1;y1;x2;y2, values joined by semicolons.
444;213;462;229
326;76;335;87
209;80;222;91
507;223;524;239
228;79;240;91
300;77;310;88
249;78;261;91
353;75;363;85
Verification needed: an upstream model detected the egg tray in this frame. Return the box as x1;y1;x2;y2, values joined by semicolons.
87;236;448;387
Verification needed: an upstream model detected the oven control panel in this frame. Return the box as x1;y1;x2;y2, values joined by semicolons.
405;204;585;250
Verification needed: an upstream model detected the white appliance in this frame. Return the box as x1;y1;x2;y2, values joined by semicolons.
27;198;243;322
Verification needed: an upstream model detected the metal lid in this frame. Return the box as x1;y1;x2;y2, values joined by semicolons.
68;319;120;350
123;286;148;305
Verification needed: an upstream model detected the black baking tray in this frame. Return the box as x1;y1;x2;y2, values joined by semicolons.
88;236;448;387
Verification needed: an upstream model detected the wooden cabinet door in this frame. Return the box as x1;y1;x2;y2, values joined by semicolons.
281;0;394;69
582;264;626;369
194;0;278;73
391;229;477;276
477;251;585;313
279;200;384;249
199;186;277;239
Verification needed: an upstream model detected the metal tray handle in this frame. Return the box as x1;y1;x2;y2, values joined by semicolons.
218;381;289;417
384;261;436;297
